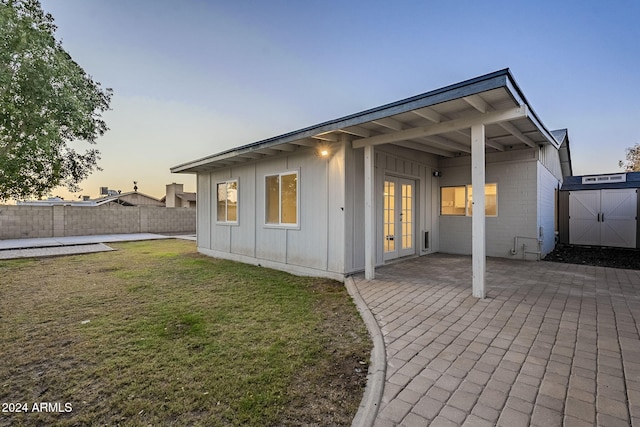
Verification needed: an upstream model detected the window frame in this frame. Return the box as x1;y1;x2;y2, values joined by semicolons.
440;183;498;217
264;170;299;228
215;178;239;224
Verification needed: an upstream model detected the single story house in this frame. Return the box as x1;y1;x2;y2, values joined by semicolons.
558;172;639;248
172;69;572;297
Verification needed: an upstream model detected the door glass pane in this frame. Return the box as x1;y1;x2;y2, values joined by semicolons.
383;181;395;252
401;183;413;249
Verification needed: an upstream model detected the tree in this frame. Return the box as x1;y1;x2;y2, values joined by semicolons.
0;0;112;201
619;143;640;172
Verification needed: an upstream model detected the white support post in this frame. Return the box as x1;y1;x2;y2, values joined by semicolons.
471;124;486;298
364;145;375;280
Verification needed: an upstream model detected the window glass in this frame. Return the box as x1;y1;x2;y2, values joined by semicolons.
217;183;227;221
227;181;238;221
441;186;466;215
216;180;238;223
281;173;297;224
467;184;498;216
265;175;280;224
441;184;497;216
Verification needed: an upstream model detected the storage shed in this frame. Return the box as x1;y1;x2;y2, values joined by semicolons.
559;172;640;248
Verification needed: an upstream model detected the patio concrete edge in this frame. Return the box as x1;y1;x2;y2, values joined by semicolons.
345;276;386;427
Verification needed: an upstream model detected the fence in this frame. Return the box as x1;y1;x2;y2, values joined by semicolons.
0;205;196;239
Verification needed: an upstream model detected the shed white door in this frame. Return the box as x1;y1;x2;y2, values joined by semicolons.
383;177;415;260
569;189;637;248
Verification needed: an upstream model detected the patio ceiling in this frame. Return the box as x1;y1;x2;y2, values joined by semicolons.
171;69;559;174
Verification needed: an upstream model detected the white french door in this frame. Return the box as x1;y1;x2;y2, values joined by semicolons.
383;177;415;261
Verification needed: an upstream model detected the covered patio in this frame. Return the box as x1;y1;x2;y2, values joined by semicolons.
352;255;640;426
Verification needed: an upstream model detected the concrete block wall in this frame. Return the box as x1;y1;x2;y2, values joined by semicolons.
0;206;196;239
0;206;54;239
63;206;141;236
140;207;197;234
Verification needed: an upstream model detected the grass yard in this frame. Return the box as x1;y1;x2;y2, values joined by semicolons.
0;239;371;426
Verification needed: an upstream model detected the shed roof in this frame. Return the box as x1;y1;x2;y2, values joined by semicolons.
172;68;565;174
561;172;640;191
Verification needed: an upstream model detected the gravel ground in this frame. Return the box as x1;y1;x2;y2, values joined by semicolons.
543;244;640;270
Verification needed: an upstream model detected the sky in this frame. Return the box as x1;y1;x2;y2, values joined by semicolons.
35;0;640;201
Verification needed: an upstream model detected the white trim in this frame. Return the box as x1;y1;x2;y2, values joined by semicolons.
581;173;626;185
471;124;486;299
364;145;375;280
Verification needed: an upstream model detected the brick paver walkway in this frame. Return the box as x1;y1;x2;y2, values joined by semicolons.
353;254;640;426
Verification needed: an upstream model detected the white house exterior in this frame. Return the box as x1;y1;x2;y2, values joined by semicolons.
172;69;572;297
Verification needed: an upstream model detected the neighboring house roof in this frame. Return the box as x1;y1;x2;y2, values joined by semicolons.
17;197;97;206
172;68;565;174
176;193;196;202
93;191;164;206
561;172;640;191
18;191;165;207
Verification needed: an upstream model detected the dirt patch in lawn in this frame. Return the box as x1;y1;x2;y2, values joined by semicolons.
544;244;640;270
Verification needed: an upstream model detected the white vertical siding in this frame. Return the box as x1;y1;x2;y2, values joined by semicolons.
230;166;256;257
327;142;346;273
345;146;365;273
344;144;437;273
538;145;563;181
537;163;560;256
196;147;346;279
196;173;211;249
285;152;329;270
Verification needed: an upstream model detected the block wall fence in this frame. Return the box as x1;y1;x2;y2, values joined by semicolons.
0;205;196;239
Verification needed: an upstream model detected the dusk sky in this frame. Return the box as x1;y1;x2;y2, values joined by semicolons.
38;0;640;201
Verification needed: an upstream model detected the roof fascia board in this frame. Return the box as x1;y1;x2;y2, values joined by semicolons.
504;72;559;148
172;69;512;173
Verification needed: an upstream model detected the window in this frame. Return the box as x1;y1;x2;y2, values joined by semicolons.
216;180;238;223
265;171;298;226
441;184;497;216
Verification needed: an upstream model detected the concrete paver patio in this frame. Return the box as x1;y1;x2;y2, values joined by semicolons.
353;254;640;426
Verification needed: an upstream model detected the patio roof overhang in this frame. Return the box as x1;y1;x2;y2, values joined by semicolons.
173;69;564;299
171;68;560;174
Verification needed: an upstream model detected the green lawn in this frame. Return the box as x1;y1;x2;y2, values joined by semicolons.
0;240;371;426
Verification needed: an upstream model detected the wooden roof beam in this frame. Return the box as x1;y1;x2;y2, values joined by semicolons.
312;132;339;142
411;106;442;123
392;140;455;157
372;117;405;131
418;135;471;153
353;106;528;149
497;121;537;147
338;125;371;138
463;94;490;113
